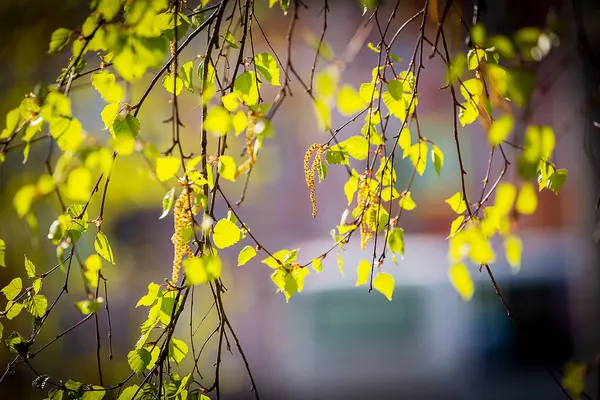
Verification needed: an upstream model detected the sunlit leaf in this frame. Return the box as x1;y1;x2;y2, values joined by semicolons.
398;192;416;211
312;258;323;273
48;28;72;53
2;278;22;301
505;235;522;271
489;114;514;146
75;298;104;314
445;192;467;214
0;239;5;268
168;338;188;364
213;219;242;249
156;156;180;182
387;227;404;255
373;272;394;301
162;73;184;96
432;145;444;176
95;231;115;264
408;141;427;175
254;52;280;86
337;85;366;116
356;260;370;287
547;169;567;195
24;255;36;278
136;282;160;307
515;182;537;215
237;246;257;266
91;71;124;103
218;155;237;182
449;263;474;300
128;348;151;375
448;215;465;238
24;294;47;318
160;188;176;219
329;136;369;160
204;106;231;136
184;255;221;284
494;182;516;215
313;98;331;131
234;71;260;105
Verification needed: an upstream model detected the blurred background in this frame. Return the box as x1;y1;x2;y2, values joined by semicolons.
1;0;600;399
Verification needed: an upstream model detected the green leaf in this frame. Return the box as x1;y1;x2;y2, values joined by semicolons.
505;235;522;271
2;278;22;301
488;35;515;59
408;141;427;175
117;386;140;400
547;169;567;195
32;279;42;294
162;73;184;96
329;136;369;161
5;301;23;320
234;71;260;105
213;219;242;249
0;239;5;267
314;67;339;99
232;110;247;135
398;192;416;211
387;227;404;255
448;215;465;238
515;182;537;215
95;231;115;264
373;272;394;301
449;263;474;300
399;128;411;154
445;192;467;214
24;255;36;278
431;145;444;176
359;83;379;103
238;246;257;266
24;294;47;318
470;23;486;46
218;155;237;182
169;338;188;364
488;114;514;146
91;71;124;103
261;249;299;269
356;260;370;287
136;282;160;307
312;258;323;273
337;85;366;116
156;156;180;182
254;52;280;86
128;348;151;375
75;298;104;314
180;61;194;93
467;48;486;70
494;182;516;215
81;386;106;400
160;188;176;219
387;80;404;100
458;100;479;127
112;114;140;139
49;116;83;152
183;255;222;284
48;28;72;53
101;103;120;130
204;106;231;136
221;93;239;112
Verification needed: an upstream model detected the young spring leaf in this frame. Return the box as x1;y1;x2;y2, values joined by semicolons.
0;239;6;268
95;231;115;264
398;192;416;211
91;71;124;103
488;114;514;146
24;255;36;278
128;348;151;375
373;272;394;301
24;294;47;318
212;219;242;249
356;260;370;287
156;156;180;182
160;188;176;219
387;227;404;255
449;263;474;300
48;28;72;53
237;246;257;266
431;145;444;176
169;338;188;364
254;52;280;86
2;278;22;301
515;182;537;215
505;235;522;271
445;192;467;214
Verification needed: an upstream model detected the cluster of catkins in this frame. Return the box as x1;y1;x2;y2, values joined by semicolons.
171;186;199;285
357;178;378;250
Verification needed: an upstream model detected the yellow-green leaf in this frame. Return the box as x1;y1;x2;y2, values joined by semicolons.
213;219;242;249
398;192;416;211
24;294;47;318
387;227;404;255
515;182;537;215
48;28;72;53
234;71;260;105
221;93;239;112
337;85;366;116
408;141;427;175
505;235;522;271
184;255;221;284
2;278;22;301
448;215;465;238
91;71;124;103
373;272;394;301
0;239;5;268
24;255;36;278
329;136;369;160
356;260;370;287
432;145;444;176
232;110;248;135
254;52;280;86
218;155;237;182
205;106;231;136
488;114;514;146
237;246;257;266
156;156;180;182
162;73;184;96
313;98;331;131
95;231;115;264
449;263;474;300
445;192;467;214
312;258;323;272
494;182;517;215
